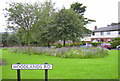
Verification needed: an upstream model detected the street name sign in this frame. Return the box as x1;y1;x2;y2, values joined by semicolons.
12;64;52;70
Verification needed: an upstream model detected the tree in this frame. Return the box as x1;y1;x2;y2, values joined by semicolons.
70;2;95;25
16;28;27;46
32;1;56;47
4;1;55;54
70;2;95;44
2;32;9;46
37;22;58;47
71;2;86;15
53;9;85;46
8;33;20;46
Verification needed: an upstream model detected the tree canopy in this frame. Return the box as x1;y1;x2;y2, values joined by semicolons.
53;9;86;46
4;1;95;49
4;1;55;54
70;2;95;25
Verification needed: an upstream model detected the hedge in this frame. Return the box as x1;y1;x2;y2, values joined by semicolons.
111;40;120;48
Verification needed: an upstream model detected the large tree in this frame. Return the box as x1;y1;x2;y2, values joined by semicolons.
32;1;56;47
53;9;85;46
4;1;55;54
70;2;95;43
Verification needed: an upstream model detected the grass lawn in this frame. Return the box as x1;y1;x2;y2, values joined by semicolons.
1;49;118;79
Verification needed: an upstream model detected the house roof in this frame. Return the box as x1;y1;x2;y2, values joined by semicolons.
94;25;120;32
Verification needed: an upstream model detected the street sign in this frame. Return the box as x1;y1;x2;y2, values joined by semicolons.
12;62;52;81
12;64;52;70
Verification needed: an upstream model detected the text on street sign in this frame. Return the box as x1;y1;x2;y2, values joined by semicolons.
12;64;52;70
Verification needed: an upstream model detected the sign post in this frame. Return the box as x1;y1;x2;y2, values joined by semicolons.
17;63;20;81
12;62;52;81
45;63;48;81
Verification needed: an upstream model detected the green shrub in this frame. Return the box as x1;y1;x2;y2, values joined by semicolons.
65;43;74;47
74;43;81;46
90;42;102;46
111;40;120;48
50;43;56;46
65;43;82;47
8;34;20;46
55;43;62;48
114;37;120;40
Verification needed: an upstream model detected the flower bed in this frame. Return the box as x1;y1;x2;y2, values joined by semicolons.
9;46;109;59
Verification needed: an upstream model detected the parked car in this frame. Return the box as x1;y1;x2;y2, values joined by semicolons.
80;43;92;47
116;45;120;50
97;43;112;50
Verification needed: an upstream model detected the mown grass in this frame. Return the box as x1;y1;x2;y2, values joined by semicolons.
1;49;118;79
0;48;2;80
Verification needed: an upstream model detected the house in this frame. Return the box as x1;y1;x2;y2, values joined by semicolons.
91;25;120;42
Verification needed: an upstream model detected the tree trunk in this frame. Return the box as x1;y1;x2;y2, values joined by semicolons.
47;42;50;48
63;38;66;46
72;40;75;46
28;40;31;55
27;31;31;55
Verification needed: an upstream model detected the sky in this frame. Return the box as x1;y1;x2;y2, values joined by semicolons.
0;0;119;32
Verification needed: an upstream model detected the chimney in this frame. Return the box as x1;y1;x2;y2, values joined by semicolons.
94;26;97;30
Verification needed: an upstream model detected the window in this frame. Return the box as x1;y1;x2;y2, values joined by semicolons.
119;31;120;35
100;32;104;35
107;31;110;35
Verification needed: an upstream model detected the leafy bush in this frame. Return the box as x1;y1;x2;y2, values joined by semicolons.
55;43;63;48
74;43;81;46
90;42;102;46
111;40;120;48
114;37;120;40
9;46;109;59
65;42;86;47
8;34;20;46
65;43;74;47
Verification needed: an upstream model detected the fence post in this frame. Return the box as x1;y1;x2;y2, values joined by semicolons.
45;62;48;81
17;62;21;81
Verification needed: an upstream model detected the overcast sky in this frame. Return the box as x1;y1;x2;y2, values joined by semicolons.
0;0;119;32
